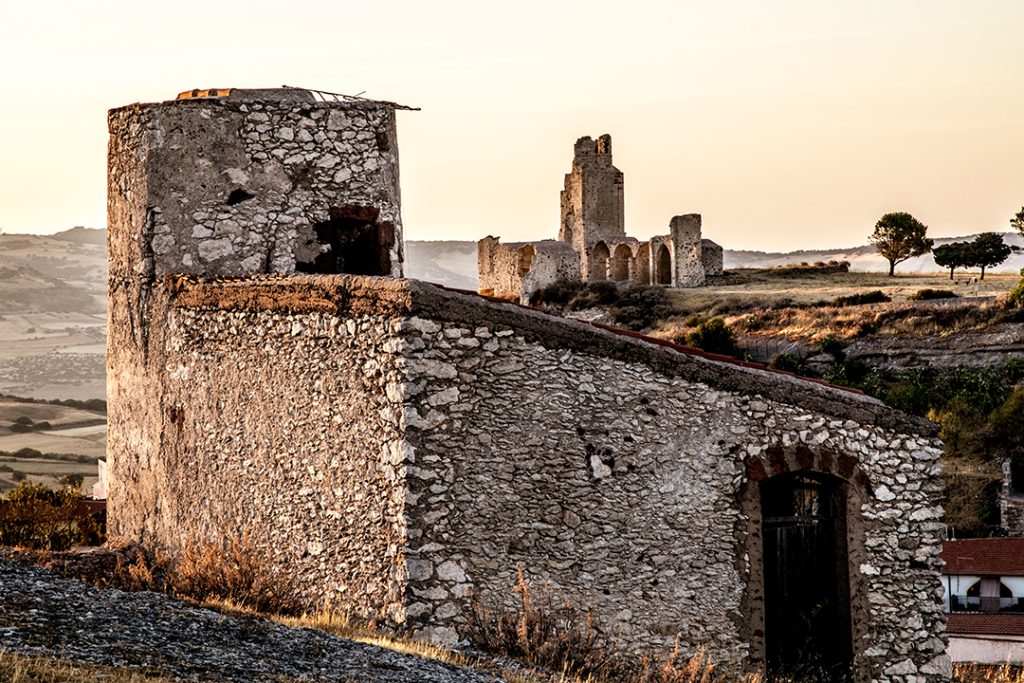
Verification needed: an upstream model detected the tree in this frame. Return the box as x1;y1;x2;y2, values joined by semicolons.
1012;207;1024;237
870;212;933;276
970;232;1012;279
933;241;972;280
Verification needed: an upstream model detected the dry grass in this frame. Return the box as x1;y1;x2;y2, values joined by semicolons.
0;650;176;683
104;540;306;616
954;662;1024;682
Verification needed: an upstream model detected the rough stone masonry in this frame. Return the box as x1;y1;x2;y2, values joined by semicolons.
107;88;950;683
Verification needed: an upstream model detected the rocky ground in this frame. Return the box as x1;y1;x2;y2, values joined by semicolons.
0;559;503;682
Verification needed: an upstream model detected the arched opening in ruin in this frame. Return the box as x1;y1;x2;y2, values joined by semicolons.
634;243;651;285
295;204;396;276
518;244;535;278
610;244;632;281
589;242;610;280
761;471;852;680
655;244;672;285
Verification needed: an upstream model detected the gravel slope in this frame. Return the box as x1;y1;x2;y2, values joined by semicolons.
0;559;503;682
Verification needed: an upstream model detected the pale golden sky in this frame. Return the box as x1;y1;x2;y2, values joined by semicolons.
1;1;1022;250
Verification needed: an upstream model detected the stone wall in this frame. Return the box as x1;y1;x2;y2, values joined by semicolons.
670;214;705;287
702;239;724;277
477;237;579;303
107;278;412;621
388;285;948;681
108;89;404;280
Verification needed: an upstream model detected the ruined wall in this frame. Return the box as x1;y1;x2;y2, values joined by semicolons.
1001;458;1024;536
391;295;948;681
670;214;704;287
107;278;411;620
477;238;579;303
702;239;724;277
108;90;404;279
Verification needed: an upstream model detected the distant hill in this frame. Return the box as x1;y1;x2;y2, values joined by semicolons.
724;232;1024;275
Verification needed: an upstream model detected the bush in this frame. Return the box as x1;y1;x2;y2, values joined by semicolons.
0;481;97;550
9;423;32;433
829;290;891;307
14;448;42;458
1008;277;1024;309
769;353;805;374
611;285;677;331
567;281;621;311
684;318;740;357
816;336;846;360
529;279;584;308
13;416;32;425
908;288;958;301
32;421;52;431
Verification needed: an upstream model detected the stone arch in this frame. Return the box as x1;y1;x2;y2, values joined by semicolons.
610;244;632;282
589;241;610;281
634;243;651;284
655;244;672;285
735;446;872;678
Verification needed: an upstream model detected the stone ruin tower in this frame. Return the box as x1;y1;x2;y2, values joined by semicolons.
108;87;405;283
558;134;625;279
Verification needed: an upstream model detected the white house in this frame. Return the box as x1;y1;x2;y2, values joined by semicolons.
942;538;1024;664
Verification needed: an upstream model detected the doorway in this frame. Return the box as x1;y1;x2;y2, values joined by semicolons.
761;472;852;680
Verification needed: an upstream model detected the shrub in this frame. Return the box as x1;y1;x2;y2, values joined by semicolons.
908;288;958;301
829;290;891;307
529;279;584;308
11;471;26;482
13;416;32;425
9;423;32;433
1008;277;1024;309
769;353;805;374
684;318;740;357
567;281;621;311
32;421;52;431
0;481;97;550
815;336;846;360
611;285;677;331
14;447;42;458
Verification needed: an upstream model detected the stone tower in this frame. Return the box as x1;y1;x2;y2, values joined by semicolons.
107;87;405;282
558;134;625;278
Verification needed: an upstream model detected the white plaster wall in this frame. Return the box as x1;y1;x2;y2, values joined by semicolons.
949;636;1024;664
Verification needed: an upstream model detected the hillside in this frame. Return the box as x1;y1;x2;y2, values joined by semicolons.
1;227;1021;401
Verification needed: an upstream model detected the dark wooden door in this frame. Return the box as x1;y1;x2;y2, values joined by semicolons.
762;473;852;681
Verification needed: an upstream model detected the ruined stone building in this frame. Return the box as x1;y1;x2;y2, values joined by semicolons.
108;88;950;682
477;134;724;303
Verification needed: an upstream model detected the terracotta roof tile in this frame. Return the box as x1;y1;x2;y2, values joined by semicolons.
947;613;1024;636
941;539;1024;577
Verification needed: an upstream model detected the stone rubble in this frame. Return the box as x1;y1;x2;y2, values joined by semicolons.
0;559;502;683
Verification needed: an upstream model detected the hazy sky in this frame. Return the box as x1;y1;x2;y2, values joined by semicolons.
2;1;1022;250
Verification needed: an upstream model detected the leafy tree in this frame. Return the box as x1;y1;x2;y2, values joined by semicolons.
932;241;972;280
1012;207;1024;237
970;232;1012;279
869;212;933;276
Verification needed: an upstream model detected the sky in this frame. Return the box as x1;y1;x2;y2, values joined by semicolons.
1;1;1022;251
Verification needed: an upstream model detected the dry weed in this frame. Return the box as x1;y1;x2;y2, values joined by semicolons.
954;662;1024;682
0;650;175;683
